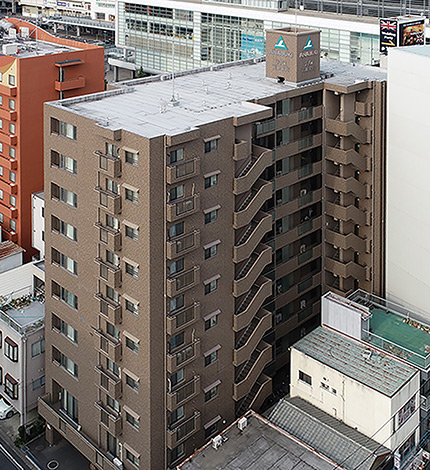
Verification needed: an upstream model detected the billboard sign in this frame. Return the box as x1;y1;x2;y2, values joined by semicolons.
399;18;425;46
380;19;398;53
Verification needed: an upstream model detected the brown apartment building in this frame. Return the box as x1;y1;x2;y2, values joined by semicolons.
38;28;387;470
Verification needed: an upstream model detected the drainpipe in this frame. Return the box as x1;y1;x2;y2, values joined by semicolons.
20;336;27;430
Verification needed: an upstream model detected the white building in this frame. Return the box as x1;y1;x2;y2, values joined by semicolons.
32;191;44;260
0;241;24;274
0;261;45;427
386;46;430;318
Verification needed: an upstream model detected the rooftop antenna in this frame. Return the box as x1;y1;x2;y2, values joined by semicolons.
169;43;179;107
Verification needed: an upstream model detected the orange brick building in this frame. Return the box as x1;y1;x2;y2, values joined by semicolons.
0;19;104;259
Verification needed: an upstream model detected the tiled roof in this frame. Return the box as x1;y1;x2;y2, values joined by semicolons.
0;241;24;260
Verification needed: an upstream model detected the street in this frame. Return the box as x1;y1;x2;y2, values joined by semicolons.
0;441;31;470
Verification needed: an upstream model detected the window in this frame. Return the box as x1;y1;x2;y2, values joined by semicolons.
9;99;15;110
204;384;219;402
204;278;218;295
53;315;78;343
169;148;183;164
398;396;416;428
126;412;139;429
61;253;78;275
125;262;139;278
170;369;184;387
169;295;184;312
204;139;218;153
0;213;3;224
205;314;218;331
9;195;16;207
0;143;2;153
170;406;184;425
0;189;3;200
107;395;119;412
204;243;219;260
4;338;18;362
204;174;218;189
125;225;138;240
107;358;120;377
10;219;16;231
107;432;117;457
125;449;139;467
169;332;184;350
169;258;184;275
60;187;77;208
61;388;78;422
31;339;45;358
170;444;185;463
9;171;15;183
106;214;119;230
106;178;118;194
169;222;184;238
0;166;2;176
204;209;218;224
106;250;119;267
125;188;138;204
60;351;78;378
125;337;139;353
106;322;119;340
106;286;119;303
105;142;119;157
126;374;139;391
9;147;15;159
59;154;77;174
204;421;219;439
125;150;138;166
204;348;219;367
0;119;3;129
0;95;2;105
169;185;184;201
298;370;312;386
53;217;77;241
52;281;78;310
32;375;45;391
125;299;139;316
4;374;18;400
9;123;15;135
51;118;77;140
8;75;15;86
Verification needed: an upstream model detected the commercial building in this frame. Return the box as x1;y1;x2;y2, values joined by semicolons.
0;18;105;260
386;45;430;317
39;28;386;469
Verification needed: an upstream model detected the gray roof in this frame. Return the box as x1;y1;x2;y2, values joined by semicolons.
267;397;390;470
178;412;337;470
292;326;417;396
52;58;386;140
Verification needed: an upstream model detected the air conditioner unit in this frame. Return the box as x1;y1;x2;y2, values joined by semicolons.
113;458;124;470
300;189;307;196
212;435;223;450
238;417;248;431
300;300;307;309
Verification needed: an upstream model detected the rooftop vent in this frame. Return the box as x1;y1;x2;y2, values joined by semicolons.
238;417;248;431
212;435;223;450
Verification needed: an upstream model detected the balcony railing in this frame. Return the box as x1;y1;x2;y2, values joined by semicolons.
167;411;200;448
95;187;122;215
95;293;122;325
167;158;200;184
94;150;122;178
167;375;200;411
167;339;200;373
95;365;122;399
95;257;122;288
167;194;199;222
167;302;199;335
167;266;200;297
93;329;122;363
167;230;200;259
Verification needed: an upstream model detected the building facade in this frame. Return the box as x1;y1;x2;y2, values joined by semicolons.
39;29;386;470
32;191;45;259
0;19;105;260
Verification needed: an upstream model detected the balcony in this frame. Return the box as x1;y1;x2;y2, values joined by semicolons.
0;108;17;121
236;373;272;416
234;244;271;297
167;158;200;184
55;76;86;92
233;341;272;400
167;266;200;297
325;257;366;279
38;394;119;470
234;179;272;229
234;148;273;195
0;155;17;171
325;229;366;253
167;230;200;260
355;102;372;116
95;257;122;288
234;309;272;366
95;401;122;436
325;118;370;143
234;277;271;331
167;411;201;449
95;187;122;215
95;151;122;178
0;203;17;219
0;132;17;146
95;222;122;252
167;302;199;335
95;293;122;325
234;212;272;263
325;174;366;198
325;201;366;225
167;194;199;222
0;84;16;96
95;365;122;399
167;375;200;411
93;329;122;363
325;146;365;171
167;339;200;373
1;229;17;243
233;140;249;161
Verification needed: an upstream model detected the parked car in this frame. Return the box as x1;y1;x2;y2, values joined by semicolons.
0;397;16;419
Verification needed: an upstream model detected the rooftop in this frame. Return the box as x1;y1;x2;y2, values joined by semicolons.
267;397;390;470
51;57;386;139
292;326;417;396
349;290;430;370
178;411;337;470
0;241;24;260
0;37;78;58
